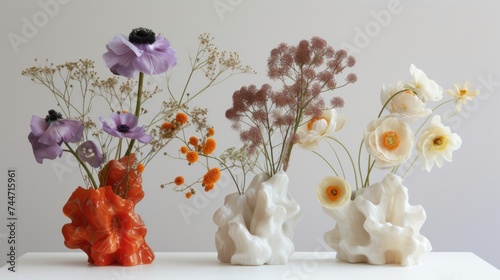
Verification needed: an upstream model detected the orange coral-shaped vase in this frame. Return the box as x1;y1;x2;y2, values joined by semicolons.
61;154;154;266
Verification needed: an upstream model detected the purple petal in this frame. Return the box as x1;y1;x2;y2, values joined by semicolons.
76;140;103;168
107;35;142;56
37;119;83;145
28;132;63;163
136;133;153;143
107;113;120;128
103;44;131;67
30;115;49;137
103;47;138;78
59;119;84;142
100;113;151;142
102;35;143;78
126;126;153;143
37;122;63;144
109;64;138;78
100;116;124;138
119;112;139;128
152;35;173;51
132;36;177;75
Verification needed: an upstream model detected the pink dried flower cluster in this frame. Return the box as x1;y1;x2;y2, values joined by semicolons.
226;37;356;175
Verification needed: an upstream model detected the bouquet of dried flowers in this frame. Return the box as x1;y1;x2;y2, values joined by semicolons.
23;28;253;265
24;29;253;196
167;36;357;196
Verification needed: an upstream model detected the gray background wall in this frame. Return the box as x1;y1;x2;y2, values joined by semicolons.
1;0;499;269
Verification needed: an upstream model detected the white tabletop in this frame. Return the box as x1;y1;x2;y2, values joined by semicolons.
1;252;499;280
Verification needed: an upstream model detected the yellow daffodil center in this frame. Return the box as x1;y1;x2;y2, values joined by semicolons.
459;88;468;96
326;185;342;202
307;116;328;131
432;136;448;151
380;131;400;151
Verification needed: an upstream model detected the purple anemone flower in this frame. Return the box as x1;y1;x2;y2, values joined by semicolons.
28;110;84;163
76;140;104;168
100;112;153;143
28;133;63;164
103;27;177;78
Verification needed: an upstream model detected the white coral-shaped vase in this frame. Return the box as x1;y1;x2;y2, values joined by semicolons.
213;171;302;265
323;173;432;266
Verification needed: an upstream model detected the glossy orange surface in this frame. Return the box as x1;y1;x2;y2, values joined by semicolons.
62;154;154;266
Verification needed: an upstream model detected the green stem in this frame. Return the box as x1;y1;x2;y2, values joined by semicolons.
178;68;195;105
208;155;242;195
312;150;339;177
363;160;375;187
282;102;303;172
378;89;408;118
134;72;144;117
115;138;123;160
64;142;98;189
265;107;276;176
357;138;365;189
125;72;144;156
327;140;345;178
328;137;359;190
414;99;455;136
401;156;419;181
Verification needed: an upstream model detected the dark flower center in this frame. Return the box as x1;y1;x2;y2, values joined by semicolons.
129;27;156;44
117;124;130;133
45;109;63;122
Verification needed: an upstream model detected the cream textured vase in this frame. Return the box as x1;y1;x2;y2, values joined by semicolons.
213;171;302;265
323;173;431;266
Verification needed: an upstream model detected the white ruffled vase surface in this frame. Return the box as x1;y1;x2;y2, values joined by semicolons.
323;173;432;266
213;171;302;265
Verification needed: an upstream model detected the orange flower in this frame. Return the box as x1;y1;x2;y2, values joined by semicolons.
185;192;192;199
180;146;189;154
174;176;185;186
202;138;216;155
175;112;188;125
204;184;214;192
203;167;221;186
136;163;145;174
207;127;215;136
189;136;199;147
161;122;176;130
186;151;199;164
